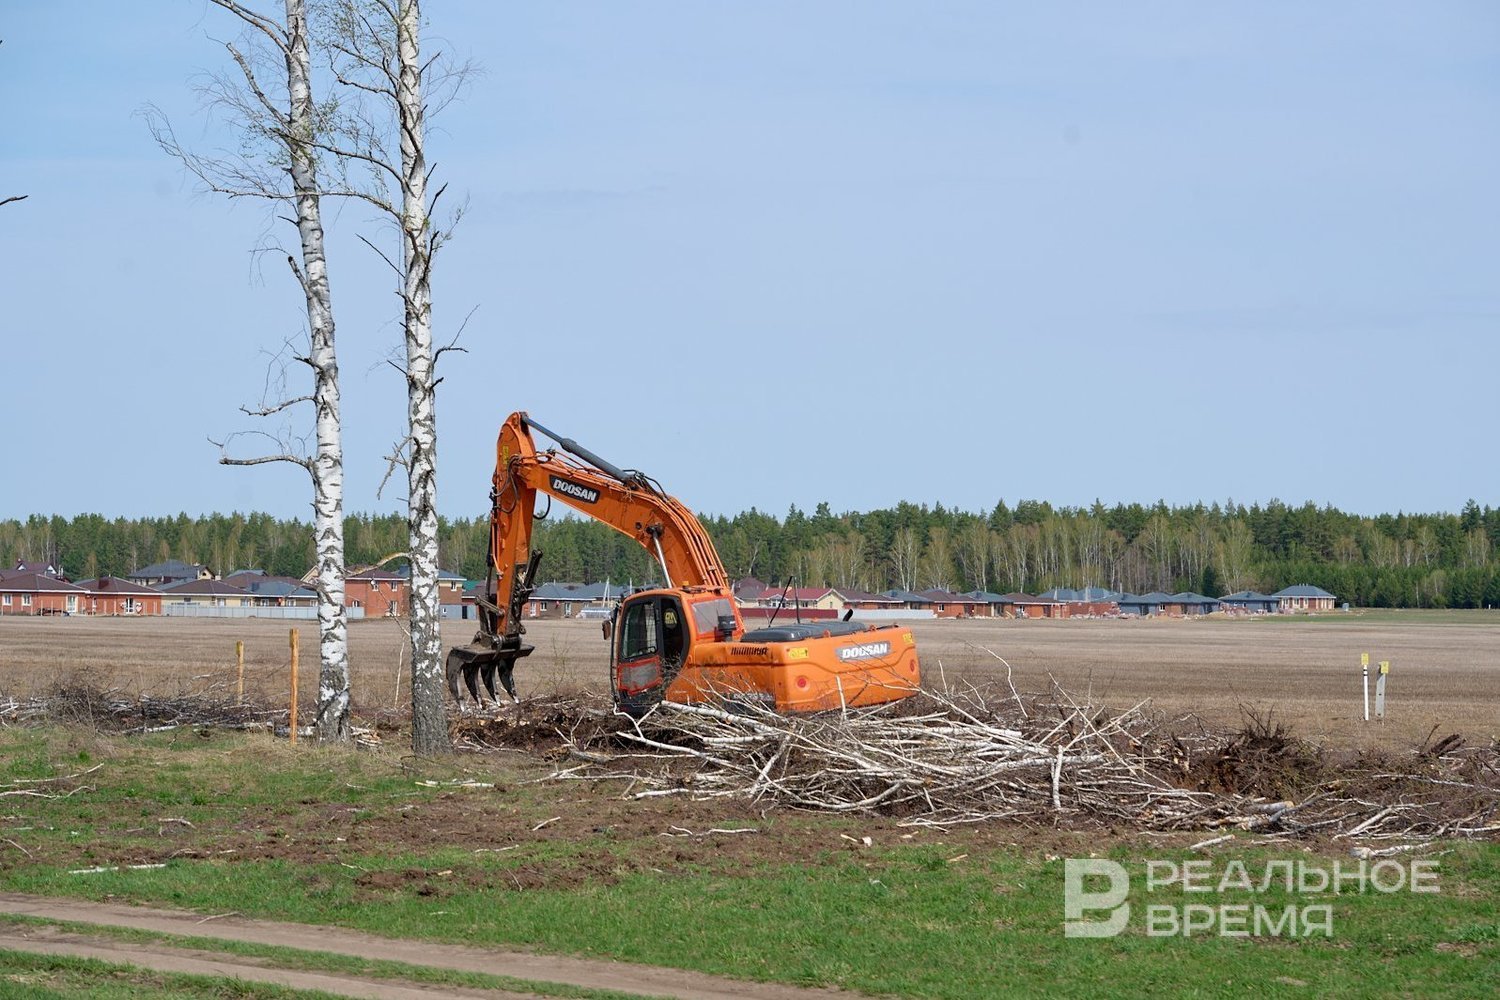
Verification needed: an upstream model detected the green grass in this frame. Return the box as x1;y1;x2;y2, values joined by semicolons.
2;726;1498;999
7;847;1497;999
0;948;345;999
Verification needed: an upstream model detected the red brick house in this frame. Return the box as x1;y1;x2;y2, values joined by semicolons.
1272;584;1338;612
346;568;407;617
964;591;1064;618
73;577;163;616
0;574;87;615
916;589;989;618
401;568;467;618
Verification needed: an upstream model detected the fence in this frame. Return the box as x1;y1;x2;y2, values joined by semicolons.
162;605;367;620
848;609;937;622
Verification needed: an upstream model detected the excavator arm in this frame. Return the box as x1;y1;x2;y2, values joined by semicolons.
446;412;732;706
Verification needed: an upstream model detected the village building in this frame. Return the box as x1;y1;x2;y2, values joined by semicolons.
732;576;769;603
1220;590;1280;614
224;570;319;608
345;567;407;617
1005;592;1071;618
0;573;87;615
915;589;989;618
959;590;1009;617
397;567;468;618
1117;591;1221;617
1272;584;1338;612
7;559;64;578
821;588;904;612
1167;592;1222;616
882;589;934;611
961;590;1068;618
525;581;627;619
1117;591;1174;617
759;586;831;610
1036;586;1123;617
73;576;163;616
128;560;214;587
158;579;251;607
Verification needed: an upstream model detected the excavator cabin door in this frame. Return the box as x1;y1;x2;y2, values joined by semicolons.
611;592;688;714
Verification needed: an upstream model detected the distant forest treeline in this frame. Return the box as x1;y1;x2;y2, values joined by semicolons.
3;499;1500;608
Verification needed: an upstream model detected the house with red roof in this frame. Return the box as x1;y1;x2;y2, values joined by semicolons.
0;574;87;615
74;577;163;616
916;589;989;618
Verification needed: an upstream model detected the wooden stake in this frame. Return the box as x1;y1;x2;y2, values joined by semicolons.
289;628;299;744
235;640;244;704
1375;660;1389;721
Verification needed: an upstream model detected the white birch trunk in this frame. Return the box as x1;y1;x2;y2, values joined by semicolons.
396;0;449;753
285;0;351;741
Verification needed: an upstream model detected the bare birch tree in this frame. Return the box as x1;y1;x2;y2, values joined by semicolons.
318;0;469;753
148;0;351;741
889;526;920;592
955;521;990;592
919;527;955;592
825;531;868;590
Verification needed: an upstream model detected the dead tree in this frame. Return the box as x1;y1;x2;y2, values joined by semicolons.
147;0;352;741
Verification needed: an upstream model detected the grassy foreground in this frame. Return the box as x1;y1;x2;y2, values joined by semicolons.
0;948;345;999
0;725;1496;999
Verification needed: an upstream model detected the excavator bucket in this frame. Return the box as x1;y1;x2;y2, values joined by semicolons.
445;638;533;708
446;550;542;710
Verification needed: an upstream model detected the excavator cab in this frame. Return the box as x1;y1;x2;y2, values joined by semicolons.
611;590;689;715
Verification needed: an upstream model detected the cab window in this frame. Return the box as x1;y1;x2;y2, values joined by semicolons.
620;600;658;660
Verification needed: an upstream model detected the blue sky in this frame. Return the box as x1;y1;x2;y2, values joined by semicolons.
3;2;1496;523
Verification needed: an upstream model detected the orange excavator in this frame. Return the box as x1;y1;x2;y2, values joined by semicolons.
446;412;922;715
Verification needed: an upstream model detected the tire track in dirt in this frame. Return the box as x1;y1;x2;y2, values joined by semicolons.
0;893;852;1000
0;926;539;998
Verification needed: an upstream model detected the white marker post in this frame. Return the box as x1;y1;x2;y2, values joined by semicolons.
1375;661;1389;721
1361;652;1369;722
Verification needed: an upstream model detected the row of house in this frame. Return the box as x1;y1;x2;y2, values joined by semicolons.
516;576;1339;622
1;552;1340;621
0;559;468;617
731;578;1336;619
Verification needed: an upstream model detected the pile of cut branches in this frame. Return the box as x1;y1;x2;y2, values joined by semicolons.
0;684;285;734
546;685;1500;842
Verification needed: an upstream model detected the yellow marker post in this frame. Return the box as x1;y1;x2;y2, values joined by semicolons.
289;629;300;744
235;640;245;704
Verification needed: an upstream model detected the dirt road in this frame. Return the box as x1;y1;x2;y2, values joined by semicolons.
0;893;849;1000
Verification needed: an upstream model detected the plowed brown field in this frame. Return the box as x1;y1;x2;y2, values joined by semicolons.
2;611;1495;747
